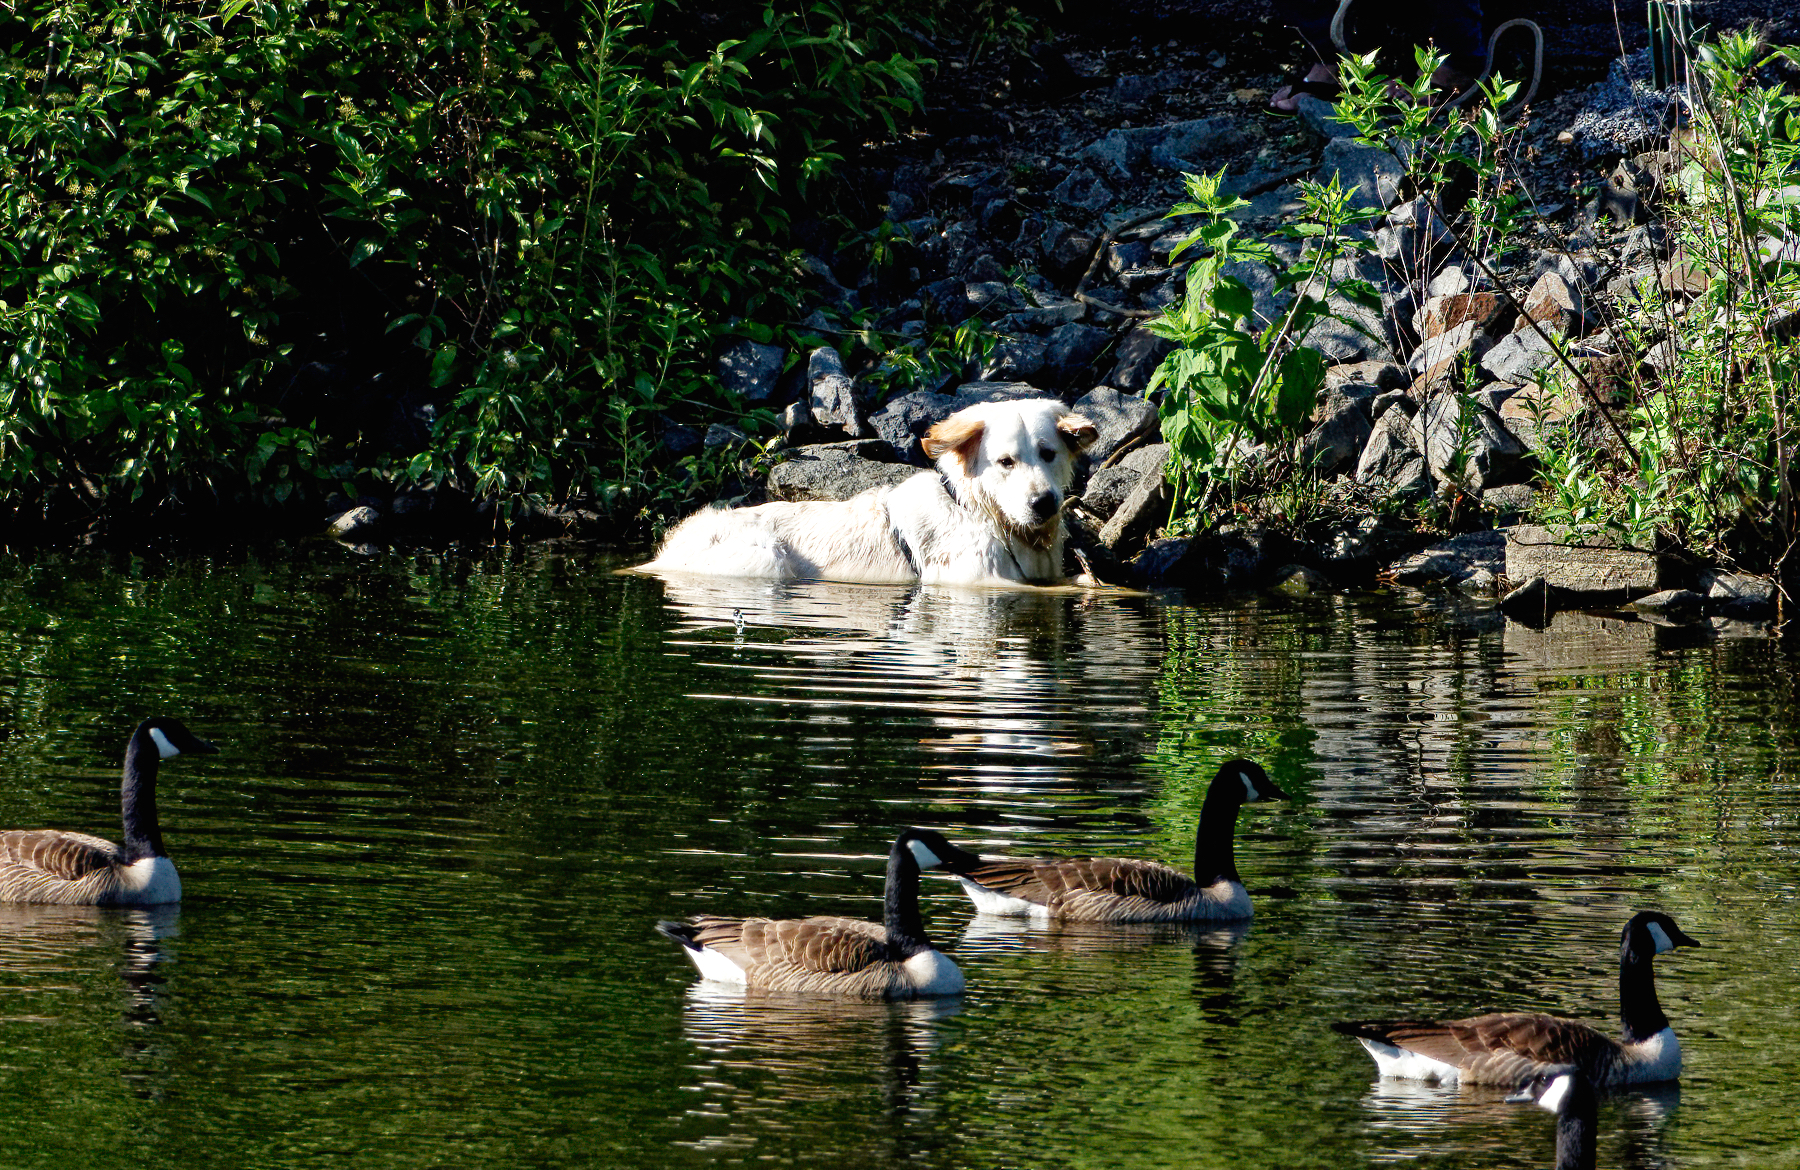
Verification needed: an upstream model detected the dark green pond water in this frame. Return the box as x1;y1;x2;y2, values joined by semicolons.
0;545;1795;1169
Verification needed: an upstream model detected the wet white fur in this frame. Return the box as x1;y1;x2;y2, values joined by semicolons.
1358;1037;1466;1082
119;856;183;904
908;839;945;870
903;949;965;996
149;727;179;759
1646;921;1674;953
1534;1074;1574;1114
1623;1027;1682;1080
642;399;1092;586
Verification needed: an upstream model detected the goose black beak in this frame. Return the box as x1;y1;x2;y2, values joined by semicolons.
195;739;220;755
1672;929;1700;948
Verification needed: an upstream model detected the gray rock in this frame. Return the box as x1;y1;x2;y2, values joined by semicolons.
867;381;1047;466
704;423;750;449
1271;563;1333;596
1108;325;1176;392
1080;116;1253;182
1317;138;1403;212
1080;442;1169;521
1042;323;1113;387
1480;329;1562;384
767;451;919;502
717;340;785;403
1427;266;1485;297
807;347;867;436
1496;381;1582;454
1099;464;1173;554
1326;361;1409;392
1700;570;1777;617
1296;401;1372;478
1389;529;1507;586
1472;384;1524;413
1354;406;1430;499
327;505;382;539
1378;196;1455;271
1518;270;1584;337
1051;166;1115;211
981;337;1049;382
1482;482;1536;522
1627;589;1706;622
1220;258;1293;330
1408;320;1492;388
1456;566;1499;593
1499;575;1554;622
1505;524;1675;600
779;400;810;432
1410;393;1527;490
1297;251;1394;363
1072;387;1158;465
1294;94;1354;139
1004;294;1088;332
1318;513;1426;577
1371;388;1413;420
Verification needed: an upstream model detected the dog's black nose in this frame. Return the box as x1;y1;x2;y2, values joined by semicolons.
1030;490;1060;520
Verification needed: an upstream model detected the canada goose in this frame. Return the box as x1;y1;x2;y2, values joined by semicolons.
1507;1068;1598;1170
943;759;1287;923
0;717;217;906
1334;911;1700;1086
657;828;978;1000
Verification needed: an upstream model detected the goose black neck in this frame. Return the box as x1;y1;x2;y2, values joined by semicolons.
1555;1082;1598;1170
1618;936;1670;1043
1193;786;1243;886
883;844;932;958
120;728;167;862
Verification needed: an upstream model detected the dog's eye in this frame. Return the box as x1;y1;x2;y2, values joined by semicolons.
1040;447;1057;462
996;456;1016;469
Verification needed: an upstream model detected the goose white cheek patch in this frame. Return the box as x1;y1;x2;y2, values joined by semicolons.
908;839;944;869
1536;1074;1573;1114
1240;772;1259;801
148;728;179;759
1646;921;1674;953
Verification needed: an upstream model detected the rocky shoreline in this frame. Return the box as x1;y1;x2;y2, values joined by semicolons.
300;24;1790;636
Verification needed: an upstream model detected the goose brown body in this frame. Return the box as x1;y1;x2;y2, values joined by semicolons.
0;718;216;907
1336;911;1700;1087
947;760;1286;923
657;829;977;1000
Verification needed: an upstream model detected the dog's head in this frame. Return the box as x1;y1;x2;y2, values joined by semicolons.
923;399;1098;544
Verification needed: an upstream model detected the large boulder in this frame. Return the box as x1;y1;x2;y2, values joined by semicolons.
1354;406;1430;499
1041;323;1113;388
1504;524;1678;602
1081;442;1169;522
1296;398;1373;478
1317;138;1403;212
867;381;1046;466
807;347;867;437
717;340;786;403
1108;324;1177;393
1080;116;1255;182
767;443;919;502
1410;392;1529;490
1071;387;1159;465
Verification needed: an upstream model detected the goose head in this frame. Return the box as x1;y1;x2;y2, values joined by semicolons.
1507;1066;1592;1114
1212;760;1288;805
139;718;220;760
895;828;983;874
1622;910;1700;961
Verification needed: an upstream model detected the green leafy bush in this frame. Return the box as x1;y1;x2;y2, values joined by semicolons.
0;0;953;534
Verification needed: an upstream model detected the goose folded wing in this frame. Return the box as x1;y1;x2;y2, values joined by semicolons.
965;857;1195;905
1376;1014;1610;1082
0;831;120;881
691;915;891;973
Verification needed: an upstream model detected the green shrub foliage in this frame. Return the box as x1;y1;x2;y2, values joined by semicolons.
0;0;955;530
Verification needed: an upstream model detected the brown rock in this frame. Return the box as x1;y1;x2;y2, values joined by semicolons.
1516;271;1583;337
1421;291;1509;340
1497;381;1580;452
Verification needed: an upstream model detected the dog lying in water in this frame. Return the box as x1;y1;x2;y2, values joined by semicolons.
642;398;1098;586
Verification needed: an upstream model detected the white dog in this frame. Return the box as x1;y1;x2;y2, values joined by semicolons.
642;398;1098;585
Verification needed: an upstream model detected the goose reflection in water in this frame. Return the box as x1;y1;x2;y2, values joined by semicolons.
1357;1075;1681;1170
0;903;180;1097
676;982;963;1141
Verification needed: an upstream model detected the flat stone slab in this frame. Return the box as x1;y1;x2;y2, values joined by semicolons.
767;454;919;502
1504;524;1673;599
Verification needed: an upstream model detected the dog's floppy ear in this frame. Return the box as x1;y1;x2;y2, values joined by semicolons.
923;414;985;465
1057;412;1099;453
